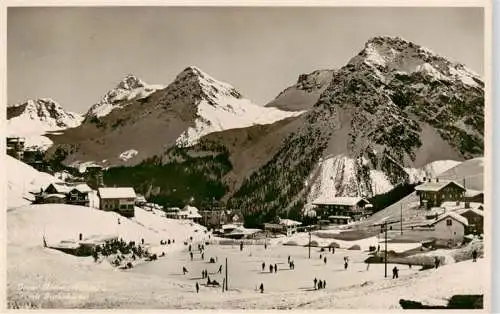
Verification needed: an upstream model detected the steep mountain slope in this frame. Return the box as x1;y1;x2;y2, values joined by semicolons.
47;67;303;167
229;36;484;220
265;69;335;111
7;99;83;150
102;115;304;208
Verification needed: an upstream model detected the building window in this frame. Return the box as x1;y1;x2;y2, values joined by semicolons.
446;219;452;226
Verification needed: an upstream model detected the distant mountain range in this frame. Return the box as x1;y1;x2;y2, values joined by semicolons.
7;36;484;221
7;98;83;150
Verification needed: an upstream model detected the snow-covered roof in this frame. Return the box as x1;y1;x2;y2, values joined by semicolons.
166;207;181;212
222;224;238;230
279;219;302;226
431;212;469;227
312;197;370;206
455;208;484;217
44;193;66;199
98;187;136;199
228;228;261;236
70;183;92;194
328;215;353;220
441;201;483;211
415;180;465;192
465;189;483;198
46;183;71;194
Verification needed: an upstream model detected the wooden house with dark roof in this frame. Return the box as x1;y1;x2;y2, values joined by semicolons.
414;179;466;209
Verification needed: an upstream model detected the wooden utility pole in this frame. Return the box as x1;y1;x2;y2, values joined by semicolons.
400;203;403;236
374;220;399;279
308;231;311;259
384;222;388;278
225;257;228;292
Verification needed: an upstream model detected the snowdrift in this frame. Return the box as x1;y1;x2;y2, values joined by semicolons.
8;204;207;250
6;155;62;209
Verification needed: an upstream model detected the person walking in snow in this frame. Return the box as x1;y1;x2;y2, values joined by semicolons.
195;282;199;293
472;250;478;262
318;280;322;290
183;266;189;275
201;252;204;260
323;280;326;289
434;257;440;269
344;261;348;270
190;252;194;261
274;264;278;273
240;241;244;251
188;244;192;252
288;256;291;263
269;264;273;273
218;265;223;274
314;277;318;290
262;262;266;272
324;256;327;264
319;254;322;260
259;283;264;293
392;266;399;279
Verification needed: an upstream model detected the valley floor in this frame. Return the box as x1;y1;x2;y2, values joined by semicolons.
7;243;487;309
7;205;487;309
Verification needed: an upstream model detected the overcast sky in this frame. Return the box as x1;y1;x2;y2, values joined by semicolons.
8;6;484;113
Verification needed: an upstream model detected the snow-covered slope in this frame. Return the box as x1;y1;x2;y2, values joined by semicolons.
266;69;336;111
230;36;483;217
405;159;462;183
438;157;484;190
307;156;462;204
48;66;304;166
7;98;83;150
6;155;62;209
175;67;304;147
85;74;165;119
8;204;206;249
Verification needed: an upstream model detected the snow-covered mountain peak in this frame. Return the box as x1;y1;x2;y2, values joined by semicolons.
85;75;165;119
7;98;82;128
347;36;482;88
115;74;148;91
7;98;83;150
171;67;305;147
173;66;243;101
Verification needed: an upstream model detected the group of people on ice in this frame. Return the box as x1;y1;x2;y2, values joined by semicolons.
313;277;327;290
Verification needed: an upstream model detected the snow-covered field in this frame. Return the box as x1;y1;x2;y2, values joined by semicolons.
7;202;486;309
6;155;486;309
